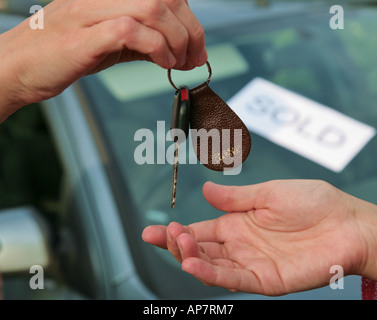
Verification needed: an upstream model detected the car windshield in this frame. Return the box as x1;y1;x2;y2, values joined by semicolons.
79;3;377;298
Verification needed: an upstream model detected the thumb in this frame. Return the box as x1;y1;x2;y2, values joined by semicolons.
202;181;267;213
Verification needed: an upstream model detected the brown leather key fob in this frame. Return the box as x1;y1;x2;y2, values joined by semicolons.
190;81;251;171
168;61;251;172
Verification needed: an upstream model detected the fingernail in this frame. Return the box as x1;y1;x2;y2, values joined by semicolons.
167;229;173;242
176;236;183;251
178;54;187;68
197;50;208;65
167;52;177;68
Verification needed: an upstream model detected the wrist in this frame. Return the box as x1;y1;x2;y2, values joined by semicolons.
0;27;31;122
353;196;377;280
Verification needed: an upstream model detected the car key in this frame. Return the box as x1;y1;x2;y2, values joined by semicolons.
167;61;251;207
170;85;191;208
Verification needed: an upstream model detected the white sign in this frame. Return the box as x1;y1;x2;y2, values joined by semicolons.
228;78;376;172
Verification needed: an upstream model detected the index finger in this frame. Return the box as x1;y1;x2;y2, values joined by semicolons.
188;218;222;243
142;225;168;249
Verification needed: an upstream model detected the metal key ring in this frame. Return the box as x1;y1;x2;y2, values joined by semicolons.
168;61;212;90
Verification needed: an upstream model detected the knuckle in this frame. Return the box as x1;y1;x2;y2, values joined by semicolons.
116;16;138;42
190;23;205;42
149;33;166;53
172;27;189;50
142;0;164;17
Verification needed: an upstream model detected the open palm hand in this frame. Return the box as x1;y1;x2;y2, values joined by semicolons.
143;180;368;295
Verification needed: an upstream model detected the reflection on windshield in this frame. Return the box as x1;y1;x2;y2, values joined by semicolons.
80;8;377;298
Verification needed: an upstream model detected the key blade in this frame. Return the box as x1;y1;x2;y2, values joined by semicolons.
171;143;180;208
170;163;178;208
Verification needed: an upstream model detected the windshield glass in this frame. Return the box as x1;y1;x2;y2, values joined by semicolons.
80;4;377;298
